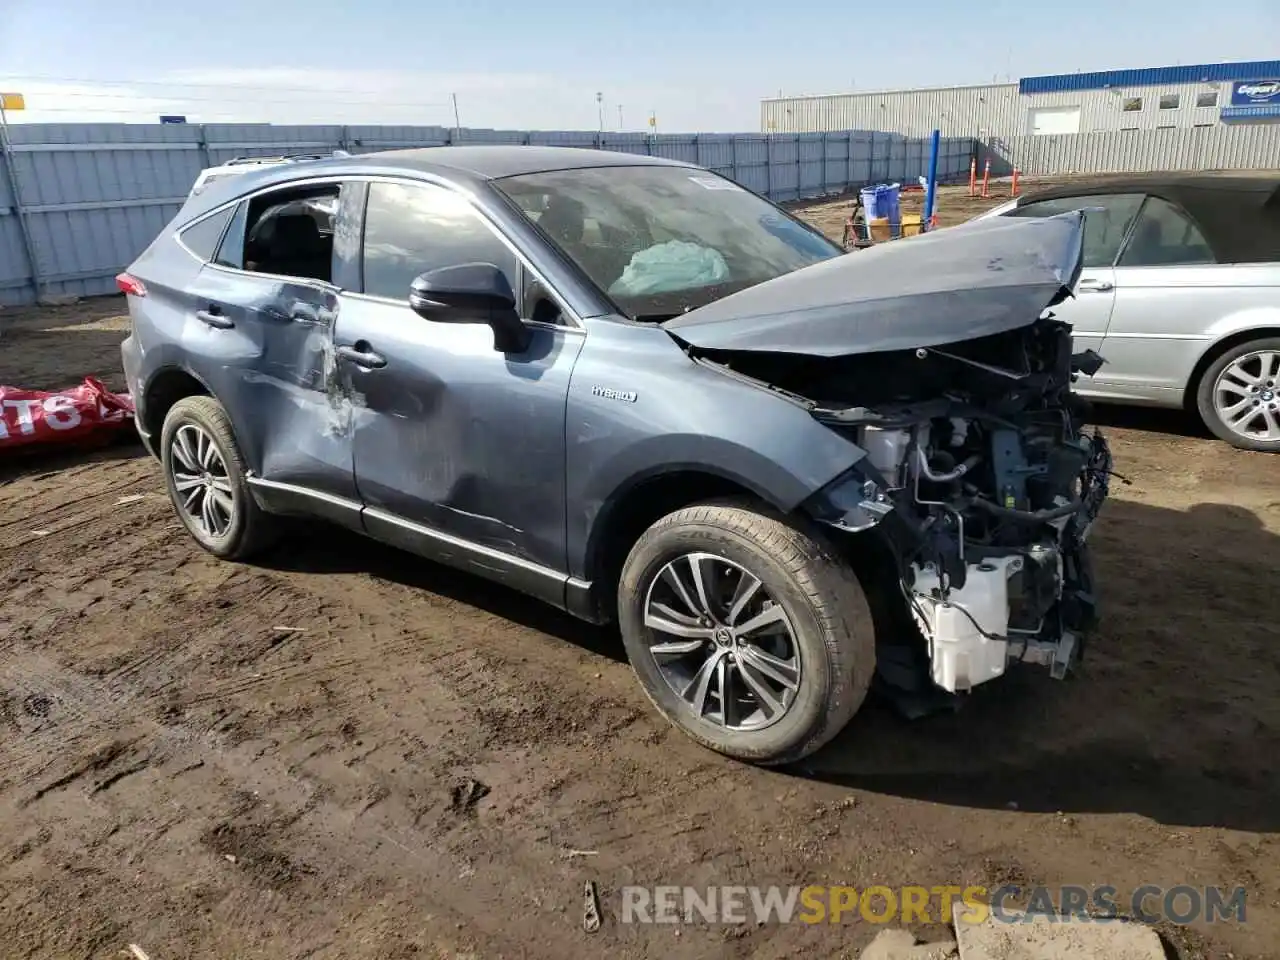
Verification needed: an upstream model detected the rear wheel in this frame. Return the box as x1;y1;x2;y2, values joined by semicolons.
1196;337;1280;452
618;500;875;765
159;396;277;559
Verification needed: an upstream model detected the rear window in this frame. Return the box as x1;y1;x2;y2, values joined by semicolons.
178;206;235;261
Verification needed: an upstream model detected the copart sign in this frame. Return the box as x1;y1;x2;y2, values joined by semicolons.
1231;80;1280;106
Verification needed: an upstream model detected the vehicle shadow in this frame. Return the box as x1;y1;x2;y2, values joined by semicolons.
257;524;627;664
261;493;1280;832
801;496;1280;833
1088;402;1211;440
0;432;144;485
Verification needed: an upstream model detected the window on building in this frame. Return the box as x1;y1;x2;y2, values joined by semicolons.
1122;97;1143;112
1159;93;1180;110
1196;91;1218;108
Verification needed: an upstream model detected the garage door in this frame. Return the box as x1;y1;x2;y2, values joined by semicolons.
1029;107;1081;135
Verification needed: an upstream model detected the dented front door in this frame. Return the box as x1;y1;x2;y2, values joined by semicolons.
333;177;584;577
335;294;583;575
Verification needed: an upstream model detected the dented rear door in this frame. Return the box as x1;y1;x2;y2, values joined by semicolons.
183;184;359;510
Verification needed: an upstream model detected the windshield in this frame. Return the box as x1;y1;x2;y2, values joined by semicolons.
494;165;842;320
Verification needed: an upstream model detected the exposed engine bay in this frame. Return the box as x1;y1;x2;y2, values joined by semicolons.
697;315;1112;695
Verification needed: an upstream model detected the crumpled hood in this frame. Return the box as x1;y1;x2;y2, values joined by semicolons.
663;211;1085;356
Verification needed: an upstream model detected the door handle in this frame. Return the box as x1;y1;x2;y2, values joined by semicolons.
1076;278;1114;293
196;308;234;329
336;342;387;369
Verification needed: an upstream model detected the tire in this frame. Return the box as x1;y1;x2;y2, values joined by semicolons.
618;500;876;765
159;396;277;560
1195;337;1280;453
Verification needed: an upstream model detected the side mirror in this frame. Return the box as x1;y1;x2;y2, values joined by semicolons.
408;263;530;354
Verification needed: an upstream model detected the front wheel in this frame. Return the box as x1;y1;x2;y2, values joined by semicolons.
618;501;875;765
1196;338;1280;452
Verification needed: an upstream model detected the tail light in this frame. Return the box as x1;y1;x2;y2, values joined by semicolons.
116;273;147;297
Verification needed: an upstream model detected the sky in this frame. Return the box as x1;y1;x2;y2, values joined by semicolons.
1;0;1278;132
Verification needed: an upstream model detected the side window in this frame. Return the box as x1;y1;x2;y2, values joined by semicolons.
521;269;564;326
214;201;249;269
1009;193;1145;268
1117;196;1215;267
178;206;234;262
231;184;339;282
361;182;519;304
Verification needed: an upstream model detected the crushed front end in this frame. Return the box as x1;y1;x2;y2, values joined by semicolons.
791;316;1111;694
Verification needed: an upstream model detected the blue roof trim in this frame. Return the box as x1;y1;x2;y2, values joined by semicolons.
1020;61;1280;94
1220;104;1280;119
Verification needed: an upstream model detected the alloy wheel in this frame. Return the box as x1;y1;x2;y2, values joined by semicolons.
642;552;802;732
168;423;236;539
1214;349;1280;443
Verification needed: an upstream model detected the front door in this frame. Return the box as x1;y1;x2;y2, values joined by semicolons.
335;179;584;583
1005;192;1146;391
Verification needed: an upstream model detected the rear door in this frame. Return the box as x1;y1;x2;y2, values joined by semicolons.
1005;193;1145;389
1100;195;1220;400
182;179;360;518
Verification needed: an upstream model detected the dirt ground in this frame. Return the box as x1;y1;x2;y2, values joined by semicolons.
1;191;1278;960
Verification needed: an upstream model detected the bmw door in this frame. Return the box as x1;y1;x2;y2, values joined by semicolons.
1097;194;1221;403
1004;193;1145;394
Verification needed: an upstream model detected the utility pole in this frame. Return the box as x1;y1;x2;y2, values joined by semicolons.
617;104;624;131
596;92;604;134
451;93;461;143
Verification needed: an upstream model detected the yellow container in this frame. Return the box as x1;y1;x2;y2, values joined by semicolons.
900;214;924;237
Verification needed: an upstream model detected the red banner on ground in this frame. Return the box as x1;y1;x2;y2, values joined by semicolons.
0;378;135;451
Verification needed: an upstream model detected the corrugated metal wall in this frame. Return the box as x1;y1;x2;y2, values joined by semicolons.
0;123;971;306
1022;83;1230;132
763;81;1249;136
762;84;1021;137
980;124;1280;176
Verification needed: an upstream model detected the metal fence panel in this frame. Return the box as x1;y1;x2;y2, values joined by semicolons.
982;125;1280;176
0;122;965;305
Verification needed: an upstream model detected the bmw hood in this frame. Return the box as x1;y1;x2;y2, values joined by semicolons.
662;211;1085;356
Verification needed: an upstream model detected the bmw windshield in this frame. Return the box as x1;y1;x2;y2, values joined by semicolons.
494;165;842;321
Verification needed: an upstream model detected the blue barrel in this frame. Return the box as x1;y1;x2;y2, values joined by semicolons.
860;183;903;235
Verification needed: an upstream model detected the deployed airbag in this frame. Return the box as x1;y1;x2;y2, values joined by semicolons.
609;240;730;297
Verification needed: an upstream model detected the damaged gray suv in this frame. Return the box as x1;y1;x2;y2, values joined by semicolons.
119;146;1111;765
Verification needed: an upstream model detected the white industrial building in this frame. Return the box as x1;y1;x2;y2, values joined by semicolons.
761;60;1280;137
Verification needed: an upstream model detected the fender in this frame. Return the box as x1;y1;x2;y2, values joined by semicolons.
564;323;867;581
1201;304;1280;345
137;348;260;471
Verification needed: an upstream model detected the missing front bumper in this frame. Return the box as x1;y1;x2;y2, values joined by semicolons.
908;430;1111;693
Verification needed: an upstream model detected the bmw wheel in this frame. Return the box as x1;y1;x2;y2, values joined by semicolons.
618;500;875;765
1197;337;1280;453
159;396;277;559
